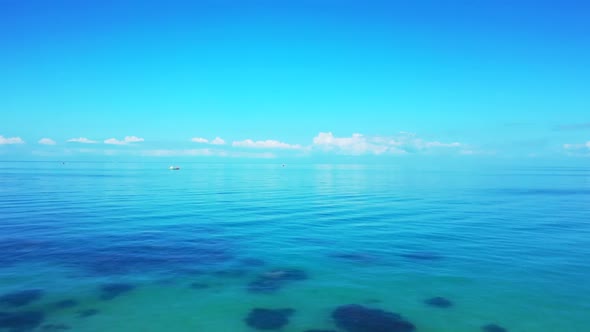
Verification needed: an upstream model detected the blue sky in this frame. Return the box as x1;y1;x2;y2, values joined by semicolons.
1;0;589;161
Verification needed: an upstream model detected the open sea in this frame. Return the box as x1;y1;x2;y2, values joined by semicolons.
0;161;589;332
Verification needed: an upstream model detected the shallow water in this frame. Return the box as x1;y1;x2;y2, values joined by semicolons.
1;162;589;331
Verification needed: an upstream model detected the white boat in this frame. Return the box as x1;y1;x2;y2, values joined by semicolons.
169;166;180;170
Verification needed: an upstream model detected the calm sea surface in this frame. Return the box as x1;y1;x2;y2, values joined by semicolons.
1;162;589;332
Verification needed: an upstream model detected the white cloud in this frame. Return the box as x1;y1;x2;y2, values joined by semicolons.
563;141;590;151
67;137;97;144
124;136;144;143
312;132;463;155
313;132;390;155
38;138;56;145
210;137;226;145
232;139;302;150
0;135;24;145
191;137;231;145
191;137;209;143
104;136;145;145
563;141;590;156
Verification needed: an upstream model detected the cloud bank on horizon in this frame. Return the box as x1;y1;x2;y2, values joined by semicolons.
2;131;588;159
0;132;490;158
232;139;302;150
312;132;462;155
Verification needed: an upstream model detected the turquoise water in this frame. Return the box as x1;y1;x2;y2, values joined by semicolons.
1;162;589;331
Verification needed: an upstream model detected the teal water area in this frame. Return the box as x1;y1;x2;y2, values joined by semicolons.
1;162;589;331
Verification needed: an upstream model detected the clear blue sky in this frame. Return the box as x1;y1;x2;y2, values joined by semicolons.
1;0;589;161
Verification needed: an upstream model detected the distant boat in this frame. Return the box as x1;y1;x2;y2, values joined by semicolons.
169;166;180;170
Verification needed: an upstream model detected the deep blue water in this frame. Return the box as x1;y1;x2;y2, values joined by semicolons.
0;162;589;331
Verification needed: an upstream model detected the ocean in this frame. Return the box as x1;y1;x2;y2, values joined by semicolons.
1;162;589;331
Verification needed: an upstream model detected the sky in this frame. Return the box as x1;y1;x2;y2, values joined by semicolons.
1;0;589;162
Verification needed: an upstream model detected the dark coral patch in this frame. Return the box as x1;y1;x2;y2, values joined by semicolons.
329;252;379;264
77;309;99;318
364;299;382;304
82;241;233;276
424;297;453;308
482;323;508;332
400;252;443;261
0;311;45;331
0;290;44;307
99;283;135;300
248;269;308;294
245;308;294;330
332;304;415;332
54;300;78;309
41;323;71;331
0;238;51;267
189;282;210;289
79;228;235;276
1;228;236;277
